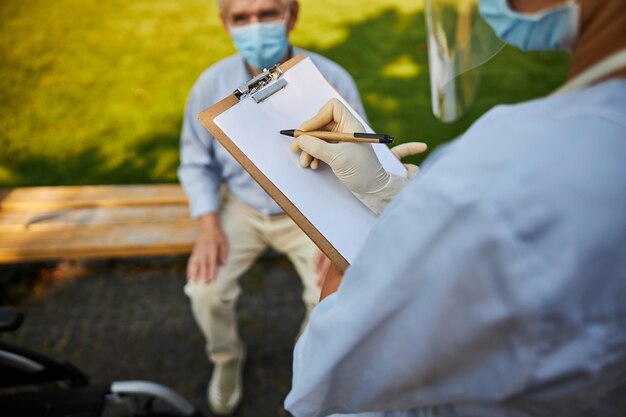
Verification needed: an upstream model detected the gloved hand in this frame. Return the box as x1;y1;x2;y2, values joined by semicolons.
292;97;367;171
292;98;427;213
292;98;389;194
390;142;428;179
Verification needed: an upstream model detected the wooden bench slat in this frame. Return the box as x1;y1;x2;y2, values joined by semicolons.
0;184;202;264
0;223;197;263
0;184;187;211
0;205;193;232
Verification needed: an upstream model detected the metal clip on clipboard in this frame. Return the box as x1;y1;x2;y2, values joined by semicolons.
234;64;288;103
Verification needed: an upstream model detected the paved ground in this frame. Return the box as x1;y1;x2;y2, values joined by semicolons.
1;254;307;416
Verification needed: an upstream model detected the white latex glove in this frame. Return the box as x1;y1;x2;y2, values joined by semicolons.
292;98;389;194
292;98;427;213
390;142;428;179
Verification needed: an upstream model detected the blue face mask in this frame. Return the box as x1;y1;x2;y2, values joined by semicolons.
230;21;289;70
479;0;580;52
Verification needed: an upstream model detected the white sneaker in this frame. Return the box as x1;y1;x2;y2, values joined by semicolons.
208;345;246;415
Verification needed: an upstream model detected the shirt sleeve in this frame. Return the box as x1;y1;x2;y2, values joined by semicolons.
313;55;367;123
337;71;367;123
177;83;223;218
285;180;539;417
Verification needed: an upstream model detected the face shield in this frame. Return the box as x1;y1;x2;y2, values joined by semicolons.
424;0;504;122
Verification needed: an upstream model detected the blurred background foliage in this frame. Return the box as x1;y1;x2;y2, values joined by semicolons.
0;0;569;187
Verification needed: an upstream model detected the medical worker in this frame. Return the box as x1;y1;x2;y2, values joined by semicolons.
285;0;626;416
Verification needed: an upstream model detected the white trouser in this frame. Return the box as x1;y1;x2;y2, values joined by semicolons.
184;193;320;364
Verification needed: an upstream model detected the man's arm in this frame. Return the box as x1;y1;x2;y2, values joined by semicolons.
178;85;222;218
178;85;228;283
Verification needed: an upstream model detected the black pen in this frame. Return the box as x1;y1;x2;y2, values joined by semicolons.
280;129;393;144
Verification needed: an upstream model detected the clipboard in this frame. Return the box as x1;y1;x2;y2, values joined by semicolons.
198;54;405;271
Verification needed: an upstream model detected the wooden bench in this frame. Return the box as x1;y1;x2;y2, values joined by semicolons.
0;184;198;264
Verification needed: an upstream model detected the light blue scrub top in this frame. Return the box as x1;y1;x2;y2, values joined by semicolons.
285;79;626;417
178;48;365;218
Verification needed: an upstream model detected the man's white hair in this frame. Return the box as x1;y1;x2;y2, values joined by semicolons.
217;0;294;12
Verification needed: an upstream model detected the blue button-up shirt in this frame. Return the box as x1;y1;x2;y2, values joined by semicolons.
285;79;626;417
178;47;366;218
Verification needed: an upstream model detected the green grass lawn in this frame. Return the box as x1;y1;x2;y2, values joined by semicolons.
0;0;569;187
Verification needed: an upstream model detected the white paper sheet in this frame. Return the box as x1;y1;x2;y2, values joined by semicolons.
214;57;405;264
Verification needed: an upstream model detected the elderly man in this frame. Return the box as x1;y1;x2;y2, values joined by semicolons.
177;0;365;414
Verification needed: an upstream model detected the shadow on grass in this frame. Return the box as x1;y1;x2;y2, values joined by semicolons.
2;8;567;185
306;8;429;144
1;127;181;187
301;8;568;166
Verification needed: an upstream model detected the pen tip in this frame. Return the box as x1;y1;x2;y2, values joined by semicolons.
280;129;295;137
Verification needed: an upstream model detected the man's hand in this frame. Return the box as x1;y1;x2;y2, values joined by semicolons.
313;250;332;288
187;213;229;284
312;249;345;302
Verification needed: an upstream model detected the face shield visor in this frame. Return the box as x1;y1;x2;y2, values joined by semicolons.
424;0;504;122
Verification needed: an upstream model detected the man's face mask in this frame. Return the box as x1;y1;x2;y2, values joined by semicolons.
479;0;580;52
229;18;289;70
